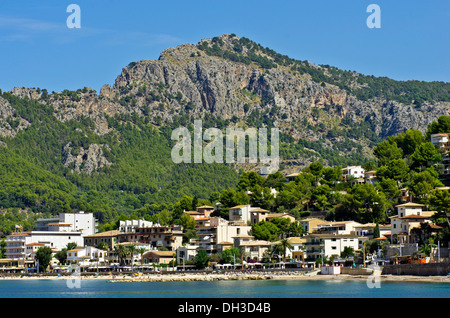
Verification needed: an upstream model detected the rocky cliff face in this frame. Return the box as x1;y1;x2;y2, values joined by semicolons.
1;34;449;172
0;95;30;137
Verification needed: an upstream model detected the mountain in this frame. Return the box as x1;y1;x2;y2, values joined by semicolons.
0;34;448;227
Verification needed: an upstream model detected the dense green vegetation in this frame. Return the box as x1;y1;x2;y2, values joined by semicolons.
129;116;450;245
0;92;239;234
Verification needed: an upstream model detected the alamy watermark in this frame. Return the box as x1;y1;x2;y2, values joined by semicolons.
66;264;81;289
366;265;382;288
366;4;381;29
66;4;81;29
171;120;279;174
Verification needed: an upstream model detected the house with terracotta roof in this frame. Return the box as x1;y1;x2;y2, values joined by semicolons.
142;251;175;266
183;205;215;228
274;237;306;262
83;230;120;250
233;234;271;263
285;172;301;182
299;218;328;234
390;202;438;244
117;225;184;251
177;217;251;262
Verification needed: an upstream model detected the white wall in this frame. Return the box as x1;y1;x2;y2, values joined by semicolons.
324;236;359;258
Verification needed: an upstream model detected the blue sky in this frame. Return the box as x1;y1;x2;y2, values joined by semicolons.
0;0;448;93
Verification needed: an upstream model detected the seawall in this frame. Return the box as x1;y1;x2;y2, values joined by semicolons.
382;262;450;276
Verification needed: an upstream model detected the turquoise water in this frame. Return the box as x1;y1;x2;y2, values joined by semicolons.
0;279;448;298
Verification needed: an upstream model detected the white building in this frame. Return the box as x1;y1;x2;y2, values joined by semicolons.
312;221;362;235
282;237;306;260
228;205;273;224
176;244;199;263
304;233;360;262
119;219;155;233
178;217;251;260
342;166;365;182
66;246;107;267
58;211;97;235
6;231;84;267
228;205;253;224
233;235;271;262
430;133;449;148
390;202;435;243
36;211;97;236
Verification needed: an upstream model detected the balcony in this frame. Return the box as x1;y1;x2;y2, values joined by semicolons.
305;240;323;246
306;249;324;255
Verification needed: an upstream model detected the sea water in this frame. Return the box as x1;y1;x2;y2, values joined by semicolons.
0;279;448;298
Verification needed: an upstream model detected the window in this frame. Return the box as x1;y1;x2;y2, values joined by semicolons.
331;246;337;250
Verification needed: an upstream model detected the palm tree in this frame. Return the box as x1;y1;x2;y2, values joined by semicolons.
114;245;129;267
127;245;137;271
273;238;293;263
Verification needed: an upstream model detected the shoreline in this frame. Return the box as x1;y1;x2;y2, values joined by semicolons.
1;272;450;283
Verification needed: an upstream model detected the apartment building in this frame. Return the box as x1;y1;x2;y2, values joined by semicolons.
304;233;360;263
117;225;184;251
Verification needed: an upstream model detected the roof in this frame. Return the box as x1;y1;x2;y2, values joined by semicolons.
229;205;249;209
84;230;120;238
240;240;271;246
197;205;214;209
266;213;296;219
47;223;72;226
232;234;254;238
144;251;175;257
286;173;300;177
431;133;449;137
217;241;233;245
194;217;210;221
287;237;306;244
250;208;270;213
184;211;203;215
26;243;45;246
67;248;84;252
305;233;359;239
398;215;428;220
395;202;424;208
354;223;377;228
342;166;362;170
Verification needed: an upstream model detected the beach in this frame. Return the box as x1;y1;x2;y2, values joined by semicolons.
2;271;450;283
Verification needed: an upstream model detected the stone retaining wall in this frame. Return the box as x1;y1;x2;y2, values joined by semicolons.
382;262;450;276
